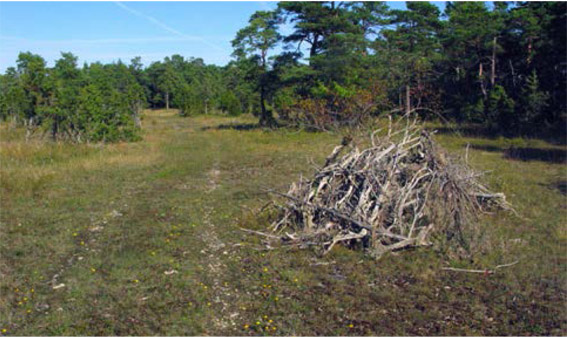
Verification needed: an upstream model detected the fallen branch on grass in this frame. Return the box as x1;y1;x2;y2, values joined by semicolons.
239;227;281;239
442;261;519;274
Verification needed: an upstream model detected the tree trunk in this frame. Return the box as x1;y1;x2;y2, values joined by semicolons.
491;36;497;87
259;85;274;127
310;35;319;60
479;63;487;97
165;92;169;111
25;117;33;142
133;102;142;128
527;37;533;64
260;86;267;125
10;115;18;128
51;120;58;141
134;113;142;128
509;59;517;87
405;85;411;115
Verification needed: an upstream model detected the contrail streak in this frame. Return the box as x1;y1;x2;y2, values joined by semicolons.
114;2;225;53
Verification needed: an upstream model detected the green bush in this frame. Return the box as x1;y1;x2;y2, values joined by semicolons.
219;91;241;116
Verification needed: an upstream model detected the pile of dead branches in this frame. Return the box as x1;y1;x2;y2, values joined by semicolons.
267;117;511;257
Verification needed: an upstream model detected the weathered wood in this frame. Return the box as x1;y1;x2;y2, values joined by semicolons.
261;115;510;258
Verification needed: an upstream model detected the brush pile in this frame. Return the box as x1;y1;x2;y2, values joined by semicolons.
268;118;510;257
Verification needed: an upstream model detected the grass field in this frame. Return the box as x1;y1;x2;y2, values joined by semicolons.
1;109;565;335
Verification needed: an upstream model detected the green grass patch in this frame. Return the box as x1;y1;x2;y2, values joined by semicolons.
1;110;565;335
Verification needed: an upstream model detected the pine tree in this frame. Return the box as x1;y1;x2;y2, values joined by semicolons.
232;10;281;126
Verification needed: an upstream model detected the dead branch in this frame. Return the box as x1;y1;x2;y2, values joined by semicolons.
442;261;519;274
263;114;510;258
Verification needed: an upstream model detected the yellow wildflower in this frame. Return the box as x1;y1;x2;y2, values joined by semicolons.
91;268;96;273
80;241;85;246
255;321;260;325
274;297;279;302
31;288;34;293
263;267;268;272
348;324;354;328
293;278;298;283
73;232;78;237
27;309;32;314
263;315;268;319
268;319;273;324
243;324;249;330
23;297;28;301
207;302;211;306
1;329;6;334
133;279;139;283
271;326;277;331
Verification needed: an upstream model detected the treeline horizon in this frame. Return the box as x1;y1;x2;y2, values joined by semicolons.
1;1;565;142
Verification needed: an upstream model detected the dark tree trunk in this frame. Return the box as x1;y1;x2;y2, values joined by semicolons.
259;86;273;127
527;37;533;64
479;63;487;98
165;92;169;111
405;85;411;115
259;50;274;127
51;120;58;141
310;35;319;60
491;36;497;87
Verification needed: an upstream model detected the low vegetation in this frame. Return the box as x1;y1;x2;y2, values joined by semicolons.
1;110;565;335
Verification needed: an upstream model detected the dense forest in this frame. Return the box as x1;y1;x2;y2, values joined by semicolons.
0;1;565;142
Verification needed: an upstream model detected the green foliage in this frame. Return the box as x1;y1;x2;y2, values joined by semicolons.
2;1;566;137
0;52;142;142
174;83;204;117
232;10;281;126
218;91;241;116
486;85;515;131
519;70;549;127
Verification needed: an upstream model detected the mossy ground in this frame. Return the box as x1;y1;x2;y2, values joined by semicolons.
1;110;565;335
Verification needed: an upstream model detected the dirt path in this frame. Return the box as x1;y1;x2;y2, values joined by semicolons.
198;161;242;332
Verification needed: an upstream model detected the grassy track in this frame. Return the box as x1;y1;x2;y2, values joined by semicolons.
1;110;565;335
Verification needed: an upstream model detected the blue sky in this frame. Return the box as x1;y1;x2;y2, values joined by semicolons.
0;1;445;71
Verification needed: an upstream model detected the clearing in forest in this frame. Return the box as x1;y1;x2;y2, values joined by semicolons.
0;110;565;335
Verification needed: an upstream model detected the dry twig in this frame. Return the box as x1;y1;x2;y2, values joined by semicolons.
259;115;511;257
442;261;519;274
